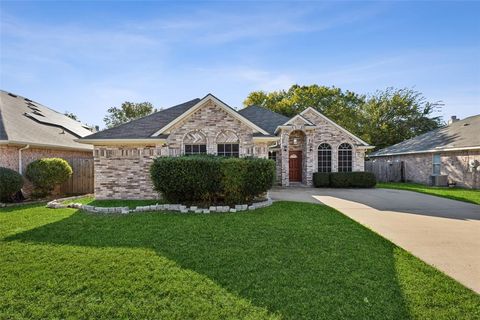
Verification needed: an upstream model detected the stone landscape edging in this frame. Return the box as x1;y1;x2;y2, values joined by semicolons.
46;195;273;214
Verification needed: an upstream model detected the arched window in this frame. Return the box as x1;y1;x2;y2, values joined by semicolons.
317;143;332;172
338;143;352;172
183;131;207;155
216;130;240;157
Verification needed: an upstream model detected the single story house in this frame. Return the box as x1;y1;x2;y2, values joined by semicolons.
369;115;480;189
78;94;373;199
0;90;94;195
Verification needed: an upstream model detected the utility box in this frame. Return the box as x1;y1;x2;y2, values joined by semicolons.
430;175;448;187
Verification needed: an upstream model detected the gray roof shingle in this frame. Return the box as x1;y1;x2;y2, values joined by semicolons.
0;90;93;150
81;98;201;139
238;105;290;135
370;114;480;157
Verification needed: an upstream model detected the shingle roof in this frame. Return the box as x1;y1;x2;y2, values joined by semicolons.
370;114;480;157
238;105;290;135
81;98;201;139
0;90;93;150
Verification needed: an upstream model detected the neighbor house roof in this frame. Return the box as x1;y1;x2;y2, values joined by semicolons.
369;114;480;157
238;105;290;135
0;90;93;151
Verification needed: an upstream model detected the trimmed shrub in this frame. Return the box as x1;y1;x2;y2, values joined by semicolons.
330;172;376;188
0;167;24;202
150;156;275;205
313;172;330;187
25;158;73;197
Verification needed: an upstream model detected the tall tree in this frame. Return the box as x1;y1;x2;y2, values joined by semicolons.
360;88;443;150
103;102;157;128
244;84;366;139
243;85;443;150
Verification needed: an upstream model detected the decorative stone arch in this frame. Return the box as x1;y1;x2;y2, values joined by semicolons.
215;130;240;143
182;130;207;155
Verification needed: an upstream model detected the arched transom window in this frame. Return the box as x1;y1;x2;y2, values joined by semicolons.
338;143;352;172
317;143;332;173
183;131;207;155
216;130;239;157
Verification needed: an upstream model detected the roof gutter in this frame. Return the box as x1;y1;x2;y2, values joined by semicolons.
369;145;480;157
0;140;92;151
76;138;167;145
18;144;30;174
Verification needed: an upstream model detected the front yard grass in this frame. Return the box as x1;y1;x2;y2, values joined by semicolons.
377;182;480;205
1;202;478;319
62;196;163;208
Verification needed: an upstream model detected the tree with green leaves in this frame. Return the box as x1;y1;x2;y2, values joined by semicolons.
360;87;443;150
103;102;157;128
243;85;443;150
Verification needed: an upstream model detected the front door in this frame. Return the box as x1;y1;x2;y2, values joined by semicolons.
289;151;302;182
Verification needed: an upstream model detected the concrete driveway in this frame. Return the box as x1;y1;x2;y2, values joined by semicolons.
269;187;480;293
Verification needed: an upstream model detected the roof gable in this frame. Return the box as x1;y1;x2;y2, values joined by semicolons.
301;107;370;146
151;94;269;136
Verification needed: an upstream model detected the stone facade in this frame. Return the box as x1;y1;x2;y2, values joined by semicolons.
93;146;161;199
279;109;366;186
372;150;480;189
90;101;369;199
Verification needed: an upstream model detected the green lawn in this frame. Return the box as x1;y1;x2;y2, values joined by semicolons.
1;202;478;319
377;182;480;205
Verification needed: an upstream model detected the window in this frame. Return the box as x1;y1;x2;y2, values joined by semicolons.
338;143;352;172
433;154;441;175
184;144;206;155
217;143;239;157
268;151;277;162
317;143;332;172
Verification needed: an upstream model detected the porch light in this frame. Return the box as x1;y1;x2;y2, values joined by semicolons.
293;138;298;145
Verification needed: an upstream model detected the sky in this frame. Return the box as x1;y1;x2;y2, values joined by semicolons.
1;1;479;128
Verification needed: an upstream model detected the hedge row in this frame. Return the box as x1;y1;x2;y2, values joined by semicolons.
313;172;376;188
150;156;275;205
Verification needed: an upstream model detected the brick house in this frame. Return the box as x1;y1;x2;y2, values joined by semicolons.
369;115;480;189
78;94;372;199
0;90;94;196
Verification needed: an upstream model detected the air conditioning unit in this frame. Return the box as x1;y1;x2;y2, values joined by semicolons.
430;175;448;187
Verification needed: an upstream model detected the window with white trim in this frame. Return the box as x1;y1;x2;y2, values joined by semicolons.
433;154;441;175
317;143;332;172
338;143;352;172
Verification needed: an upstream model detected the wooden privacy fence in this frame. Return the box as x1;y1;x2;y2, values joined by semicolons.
60;158;94;195
365;160;405;182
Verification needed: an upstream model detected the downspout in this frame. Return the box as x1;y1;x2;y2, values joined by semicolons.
18;144;30;174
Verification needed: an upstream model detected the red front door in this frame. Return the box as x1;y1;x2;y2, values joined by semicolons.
289;151;302;182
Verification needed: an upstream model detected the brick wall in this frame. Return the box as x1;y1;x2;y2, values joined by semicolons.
372;150;480;188
0;145;93;196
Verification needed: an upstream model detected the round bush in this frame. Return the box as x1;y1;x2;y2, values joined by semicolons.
150;156;275;205
0;167;24;202
25;158;73;196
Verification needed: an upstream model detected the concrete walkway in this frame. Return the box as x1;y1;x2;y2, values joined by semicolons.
269;187;480;293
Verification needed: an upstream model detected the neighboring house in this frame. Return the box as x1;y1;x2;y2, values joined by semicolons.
369;115;480;189
78;94;372;199
0;90;94;195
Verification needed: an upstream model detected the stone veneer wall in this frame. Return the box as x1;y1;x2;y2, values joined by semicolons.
279;109;366;186
93;146;161;199
166;100;257;157
373;150;480;189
